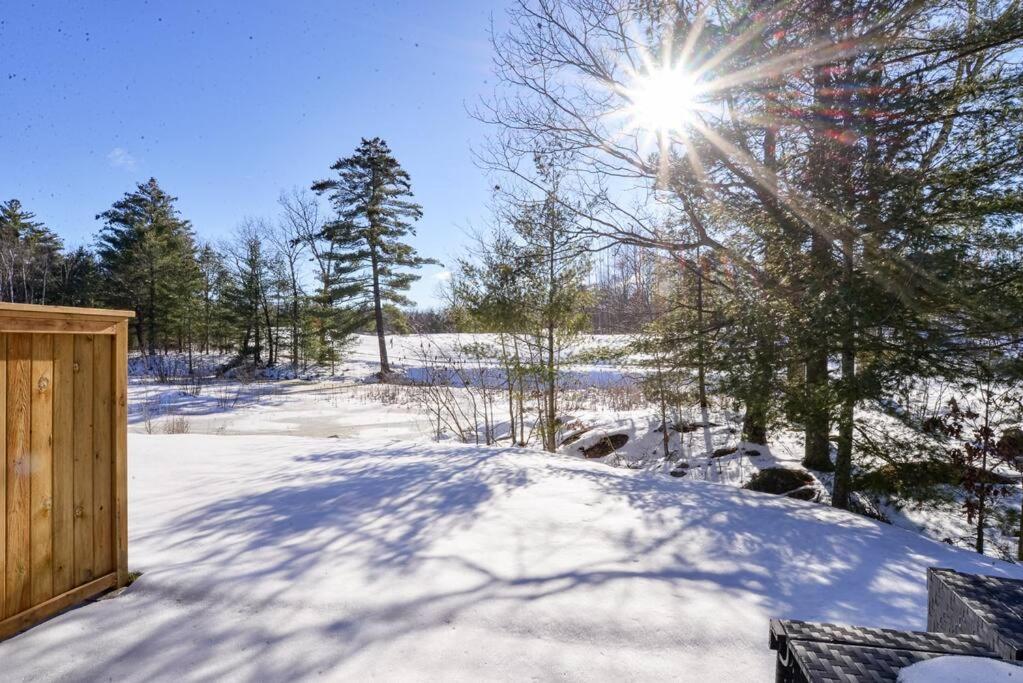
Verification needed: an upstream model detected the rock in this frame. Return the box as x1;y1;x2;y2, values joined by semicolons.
711;446;738;458
743;467;816;497
785;486;817;501
676;421;719;433
669;468;688;478
999;426;1023;454
580;434;629;458
560;428;591;447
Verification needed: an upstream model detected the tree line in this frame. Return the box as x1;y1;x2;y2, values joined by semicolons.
1;138;434;376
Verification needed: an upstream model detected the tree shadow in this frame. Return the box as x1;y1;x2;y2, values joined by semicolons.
3;439;1021;680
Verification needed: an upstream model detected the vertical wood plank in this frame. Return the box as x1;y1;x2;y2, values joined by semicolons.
113;322;129;587
92;337;113;577
29;334;53;605
5;335;32;618
0;334;6;615
72;335;94;586
51;336;74;594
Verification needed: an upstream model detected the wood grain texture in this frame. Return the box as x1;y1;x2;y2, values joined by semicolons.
92;337;113;577
29;335;53;605
0;572;115;642
51;336;74;594
5;335;32;618
72;335;95;586
0;303;134;321
0;334;6;614
0;306;131;636
0;317;117;336
113;322;129;586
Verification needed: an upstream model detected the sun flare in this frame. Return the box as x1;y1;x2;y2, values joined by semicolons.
624;65;700;136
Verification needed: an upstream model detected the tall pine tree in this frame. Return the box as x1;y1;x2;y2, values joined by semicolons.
96;178;198;354
312;138;436;375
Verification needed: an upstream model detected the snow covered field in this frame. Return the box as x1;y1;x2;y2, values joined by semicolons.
2;334;1021;679
3;434;1021;681
126;334;1023;559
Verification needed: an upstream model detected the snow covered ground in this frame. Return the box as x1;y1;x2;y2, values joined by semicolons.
3;434;1021;681
126;333;1023;560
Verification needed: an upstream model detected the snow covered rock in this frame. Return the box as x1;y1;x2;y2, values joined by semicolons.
580;433;629;457
742;466;818;500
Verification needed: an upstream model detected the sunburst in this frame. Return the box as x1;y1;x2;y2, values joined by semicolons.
622;63;702;138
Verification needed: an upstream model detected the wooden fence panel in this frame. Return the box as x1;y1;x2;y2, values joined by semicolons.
72;334;95;586
92;337;113;578
6;334;32;618
0;304;132;641
0;335;6;615
52;336;74;595
30;334;54;605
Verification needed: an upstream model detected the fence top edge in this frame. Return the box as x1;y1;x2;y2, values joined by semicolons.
0;303;136;321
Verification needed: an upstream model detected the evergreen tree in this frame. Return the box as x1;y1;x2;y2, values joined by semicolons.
312;138;436;375
457;177;590;452
95;178;198;354
0;199;64;304
222;222;276;366
195;243;232;353
52;246;100;307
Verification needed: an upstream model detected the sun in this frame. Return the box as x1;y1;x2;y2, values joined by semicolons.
624;64;700;136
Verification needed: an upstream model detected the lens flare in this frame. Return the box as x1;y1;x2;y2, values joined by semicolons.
625;65;699;135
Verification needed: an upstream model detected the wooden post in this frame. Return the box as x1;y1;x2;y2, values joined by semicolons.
113;321;129;588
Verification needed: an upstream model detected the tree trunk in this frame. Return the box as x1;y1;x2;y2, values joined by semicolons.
695;250;707;411
291;275;300;370
976;397;991;554
833;358;855;507
134;315;146;354
501;335;516;445
147;264;157;357
743;401;768;445
545;321;556;452
803;346;833;471
370;250;390;375
833;237;856;508
1017;494;1022;562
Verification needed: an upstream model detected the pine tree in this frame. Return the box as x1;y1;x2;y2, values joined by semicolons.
52;246;100;307
0;199;64;304
95;178;198;354
455;173;590;452
311;138;436;376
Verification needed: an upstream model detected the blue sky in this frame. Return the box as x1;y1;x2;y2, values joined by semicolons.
0;1;510;306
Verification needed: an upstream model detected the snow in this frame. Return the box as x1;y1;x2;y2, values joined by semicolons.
898;656;1023;682
126;333;1023;559
2;433;1021;681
